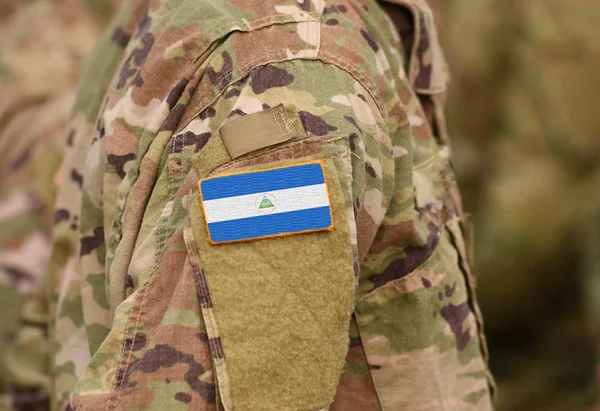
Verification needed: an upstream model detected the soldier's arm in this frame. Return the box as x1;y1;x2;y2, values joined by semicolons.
52;1;492;409
58;54;394;409
180;58;393;409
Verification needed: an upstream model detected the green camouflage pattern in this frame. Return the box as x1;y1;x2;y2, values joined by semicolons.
440;0;600;410
48;0;493;409
0;1;115;409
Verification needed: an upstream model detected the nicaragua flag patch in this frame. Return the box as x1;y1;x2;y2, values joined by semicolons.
198;161;334;244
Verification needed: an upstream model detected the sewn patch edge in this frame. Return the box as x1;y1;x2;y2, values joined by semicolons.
197;160;334;245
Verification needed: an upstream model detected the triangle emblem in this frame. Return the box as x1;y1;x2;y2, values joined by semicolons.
258;196;275;209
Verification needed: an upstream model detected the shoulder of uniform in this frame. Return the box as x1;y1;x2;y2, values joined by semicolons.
150;0;323;45
177;1;396;125
121;0;396;129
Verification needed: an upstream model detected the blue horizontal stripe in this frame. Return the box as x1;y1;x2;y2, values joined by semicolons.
201;163;324;201
208;206;332;243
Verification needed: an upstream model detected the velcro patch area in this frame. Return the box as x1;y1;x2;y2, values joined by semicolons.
198;161;333;244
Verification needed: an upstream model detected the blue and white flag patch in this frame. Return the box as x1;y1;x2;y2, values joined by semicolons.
198;161;334;244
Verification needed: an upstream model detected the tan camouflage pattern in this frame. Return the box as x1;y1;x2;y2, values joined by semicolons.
48;0;493;409
0;1;116;410
440;0;600;410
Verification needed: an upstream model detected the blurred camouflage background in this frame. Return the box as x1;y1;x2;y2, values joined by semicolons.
0;1;117;409
437;0;600;410
0;0;599;410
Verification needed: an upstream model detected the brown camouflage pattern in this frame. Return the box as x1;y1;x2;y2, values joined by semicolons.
47;0;493;409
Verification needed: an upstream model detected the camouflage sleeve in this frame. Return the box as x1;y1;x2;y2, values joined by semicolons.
52;0;493;409
176;58;392;410
57;51;392;409
180;60;393;409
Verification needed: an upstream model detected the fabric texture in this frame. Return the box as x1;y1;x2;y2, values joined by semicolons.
198;161;334;243
45;0;494;410
191;153;355;411
219;104;299;158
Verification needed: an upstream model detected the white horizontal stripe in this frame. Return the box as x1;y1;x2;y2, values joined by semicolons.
203;183;329;223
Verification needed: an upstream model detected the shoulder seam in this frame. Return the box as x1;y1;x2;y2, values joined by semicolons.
175;52;387;135
316;50;388;122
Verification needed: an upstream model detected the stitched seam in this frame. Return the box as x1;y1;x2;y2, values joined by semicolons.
107;11;322;266
112;273;150;409
316;51;387;120
176;51;301;132
285;116;297;132
105;15;284;285
185;13;321;64
177;34;388;152
150;138;177;275
212;50;313;94
106;195;184;410
205;13;321;41
105;285;144;411
212;135;345;174
107;137;183;411
102;13;322;409
176;50;330;133
272;109;286;134
314;0;324;59
200;14;322;85
184;213;232;404
165;11;319;134
305;17;310;58
198;159;333;245
193;267;208;309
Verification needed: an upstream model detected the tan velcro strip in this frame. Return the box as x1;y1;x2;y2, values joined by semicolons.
219;104;298;159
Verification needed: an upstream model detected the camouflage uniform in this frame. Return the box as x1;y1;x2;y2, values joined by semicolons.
50;0;493;409
440;0;600;410
0;1;115;410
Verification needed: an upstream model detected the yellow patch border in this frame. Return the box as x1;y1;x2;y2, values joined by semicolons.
197;159;335;245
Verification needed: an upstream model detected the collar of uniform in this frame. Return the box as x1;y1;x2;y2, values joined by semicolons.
378;0;449;94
